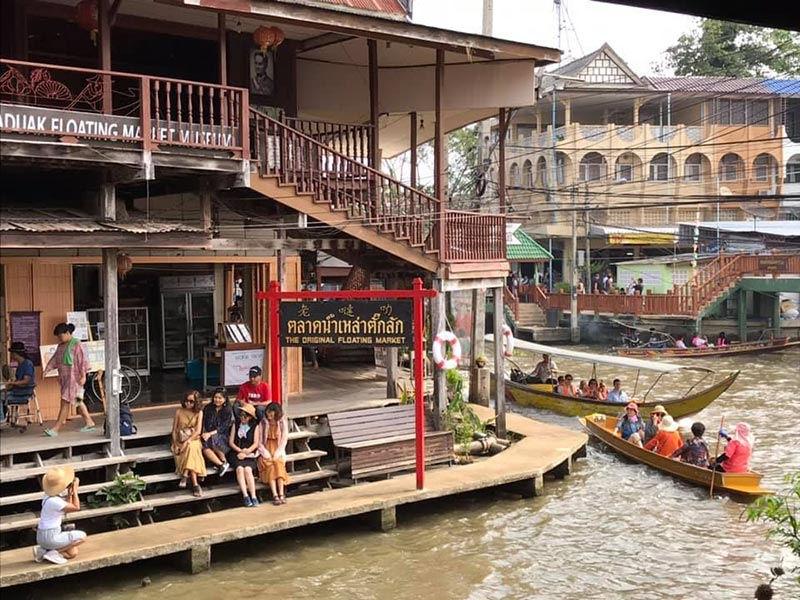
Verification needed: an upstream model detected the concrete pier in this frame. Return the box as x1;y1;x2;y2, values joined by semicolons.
0;407;586;589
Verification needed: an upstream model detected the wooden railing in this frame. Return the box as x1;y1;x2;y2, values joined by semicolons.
250;110;506;264
0;58;248;158
282;116;373;166
504;286;520;319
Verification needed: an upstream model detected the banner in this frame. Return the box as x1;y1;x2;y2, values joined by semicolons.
41;341;105;376
280;300;412;347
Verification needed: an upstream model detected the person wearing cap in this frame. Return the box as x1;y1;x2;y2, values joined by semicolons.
33;466;87;565
615;402;644;446
671;422;710;468
3;341;36;422
237;365;274;420
229;402;261;507
644;414;684;457
642;405;667;445
607;379;629;404
709;422;754;473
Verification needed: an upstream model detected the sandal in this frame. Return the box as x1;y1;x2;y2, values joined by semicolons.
272;497;281;506
178;476;188;489
279;496;287;504
192;485;203;498
44;429;58;437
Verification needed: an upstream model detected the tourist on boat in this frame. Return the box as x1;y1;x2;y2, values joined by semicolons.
674;335;687;349
691;332;708;348
42;323;96;437
597;380;608;401
202;388;233;477
716;332;729;347
531;353;558;384
671;422;709;468
615;402;644;446
258;402;291;505
577;380;588;397
229;402;260;507
553;375;564;393
607;379;629;404
237;365;273;420
642;404;667;444
644;415;683;457
556;374;576;396
583;378;599;399
171;391;207;498
33;466;86;565
709;422;754;473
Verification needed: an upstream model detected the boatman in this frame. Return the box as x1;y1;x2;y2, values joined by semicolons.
531;353;558;384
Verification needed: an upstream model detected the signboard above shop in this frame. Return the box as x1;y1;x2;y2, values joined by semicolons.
279;300;412;347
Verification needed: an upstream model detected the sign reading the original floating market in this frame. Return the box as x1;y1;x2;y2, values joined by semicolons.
279;300;412;347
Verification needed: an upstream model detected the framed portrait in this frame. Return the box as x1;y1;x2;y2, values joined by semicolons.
250;49;275;96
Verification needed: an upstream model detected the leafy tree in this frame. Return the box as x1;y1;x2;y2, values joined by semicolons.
662;20;800;77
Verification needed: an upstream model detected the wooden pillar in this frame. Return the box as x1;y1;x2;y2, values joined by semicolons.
773;292;782;334
431;279;447;429
98;0;112;114
498;108;507;213
276;250;288;406
737;288;747;341
563;99;571;127
434;49;445;253
200;183;213;233
368;39;379;170
468;288;486;404
217;13;227;86
410;111;418;188
100;181;121;456
492;287;506;438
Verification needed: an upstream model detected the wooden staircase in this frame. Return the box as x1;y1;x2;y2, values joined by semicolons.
516;302;547;327
247;110;506;273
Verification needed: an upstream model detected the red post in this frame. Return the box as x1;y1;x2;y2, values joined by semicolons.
412;277;426;490
268;280;282;404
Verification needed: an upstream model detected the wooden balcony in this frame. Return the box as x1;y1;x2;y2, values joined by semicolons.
0;58;249;175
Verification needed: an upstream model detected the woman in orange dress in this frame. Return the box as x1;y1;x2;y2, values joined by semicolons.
258;402;290;505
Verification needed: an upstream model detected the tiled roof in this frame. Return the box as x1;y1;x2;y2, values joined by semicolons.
0;209;202;234
646;76;800;96
507;228;552;261
291;0;409;19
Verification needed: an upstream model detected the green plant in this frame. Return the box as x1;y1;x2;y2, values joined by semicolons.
442;369;486;447
92;473;147;507
398;383;413;405
744;471;800;583
555;281;571;294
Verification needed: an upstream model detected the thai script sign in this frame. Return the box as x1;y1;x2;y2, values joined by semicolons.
280;300;412;347
1;103;237;148
9;311;42;366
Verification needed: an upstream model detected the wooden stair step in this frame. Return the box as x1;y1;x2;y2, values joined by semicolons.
0;500;152;533
0;456;133;484
285;450;327;463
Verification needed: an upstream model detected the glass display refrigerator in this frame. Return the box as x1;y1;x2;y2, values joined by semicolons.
159;275;215;369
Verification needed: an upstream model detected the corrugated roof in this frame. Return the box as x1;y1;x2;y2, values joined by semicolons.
0;210;202;234
646;76;800;97
507;227;552;261
286;0;408;19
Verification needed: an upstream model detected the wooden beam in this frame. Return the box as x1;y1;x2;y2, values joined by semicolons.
218;13;227;86
492;286;506;438
109;0;122;24
431;278;446;429
276;249;289;406
199;183;213;233
297;32;354;53
100;181;121;456
0;232;210;249
208;238;364;251
434;49;445;254
410;111;417;189
368;38;379;170
498;107;507;213
98;0;112;113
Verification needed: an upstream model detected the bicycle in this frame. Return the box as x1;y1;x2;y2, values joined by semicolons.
85;365;143;412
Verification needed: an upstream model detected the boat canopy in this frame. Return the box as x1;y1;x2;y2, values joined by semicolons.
485;335;712;374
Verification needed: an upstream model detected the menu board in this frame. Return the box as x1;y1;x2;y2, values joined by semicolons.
40;341;106;377
9;311;42;366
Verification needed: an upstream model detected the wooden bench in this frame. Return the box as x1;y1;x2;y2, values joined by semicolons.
327;405;453;483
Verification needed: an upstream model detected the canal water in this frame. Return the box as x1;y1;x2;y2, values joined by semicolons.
28;350;800;600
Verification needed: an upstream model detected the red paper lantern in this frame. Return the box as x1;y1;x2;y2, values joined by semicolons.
253;25;285;52
75;0;98;39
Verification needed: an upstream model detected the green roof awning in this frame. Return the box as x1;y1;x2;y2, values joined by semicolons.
507;227;553;262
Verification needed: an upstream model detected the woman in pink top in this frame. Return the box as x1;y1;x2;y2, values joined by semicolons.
710;422;753;473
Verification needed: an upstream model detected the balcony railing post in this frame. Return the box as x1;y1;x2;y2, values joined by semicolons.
141;76;152;152
241;90;250;161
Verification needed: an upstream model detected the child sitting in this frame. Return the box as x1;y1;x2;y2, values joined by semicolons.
670;422;710;468
34;466;87;565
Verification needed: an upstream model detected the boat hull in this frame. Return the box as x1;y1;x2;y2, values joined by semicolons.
581;414;771;499
617;338;800;358
504;371;739;419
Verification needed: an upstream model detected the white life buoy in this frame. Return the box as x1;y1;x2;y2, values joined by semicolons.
432;330;462;370
501;324;515;357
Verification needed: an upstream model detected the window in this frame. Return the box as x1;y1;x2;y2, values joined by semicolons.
522;160;533;188
615;152;640;182
684;153;708;182
616;163;633;182
517;125;535;143
555;152;569;185
730;100;746;124
753;154;775;182
749;100;769;125
649;153;672;181
720;153;743;181
714;99;731;125
579;152;607;182
536;156;548;186
786;155;800;184
509;163;520;187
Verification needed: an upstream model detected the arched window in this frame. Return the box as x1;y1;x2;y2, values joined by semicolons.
522;159;533;188
753;153;777;183
684;153;710;182
787;154;800;184
649;153;675;181
615;152;642;182
536;156;548;187
556;152;571;186
720;153;744;181
579;152;607;182
509;163;520;187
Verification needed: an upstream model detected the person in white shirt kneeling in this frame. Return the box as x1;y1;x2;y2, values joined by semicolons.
34;466;87;565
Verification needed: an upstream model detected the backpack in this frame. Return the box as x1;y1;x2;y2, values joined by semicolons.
105;404;137;436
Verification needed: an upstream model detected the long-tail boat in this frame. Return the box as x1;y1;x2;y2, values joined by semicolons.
486;336;738;419
616;336;800;358
580;413;771;499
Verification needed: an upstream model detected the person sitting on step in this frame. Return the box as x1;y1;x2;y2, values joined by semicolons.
202;388;233;477
171;390;207;498
229;402;260;507
33;466;87;565
258;402;291;505
644;414;684;457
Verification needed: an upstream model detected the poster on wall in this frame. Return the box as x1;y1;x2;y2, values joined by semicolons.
40;341;105;376
9;311;42;366
66;311;91;341
223;347;266;386
250;49;275;96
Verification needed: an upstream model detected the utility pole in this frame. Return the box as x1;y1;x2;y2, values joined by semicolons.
482;0;493;35
584;183;591;292
570;187;580;343
550;0;562;225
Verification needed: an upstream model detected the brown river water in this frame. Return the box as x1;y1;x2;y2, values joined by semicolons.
19;349;800;600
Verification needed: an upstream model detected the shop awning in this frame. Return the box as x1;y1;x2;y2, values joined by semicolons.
507;224;553;262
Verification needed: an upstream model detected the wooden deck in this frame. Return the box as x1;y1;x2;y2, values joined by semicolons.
0;407;587;588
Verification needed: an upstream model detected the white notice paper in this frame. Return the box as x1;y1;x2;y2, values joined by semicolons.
223;348;266;386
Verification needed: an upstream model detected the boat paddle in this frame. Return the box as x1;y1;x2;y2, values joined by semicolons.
709;416;724;498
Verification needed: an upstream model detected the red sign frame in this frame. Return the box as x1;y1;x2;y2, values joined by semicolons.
257;277;437;490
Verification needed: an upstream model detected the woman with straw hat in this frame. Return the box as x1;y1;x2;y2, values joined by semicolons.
33;466;87;565
644;414;684;457
642;405;668;445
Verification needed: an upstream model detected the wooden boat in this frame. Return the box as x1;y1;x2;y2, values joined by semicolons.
617;337;800;358
487;336;739;419
580;413;771;499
